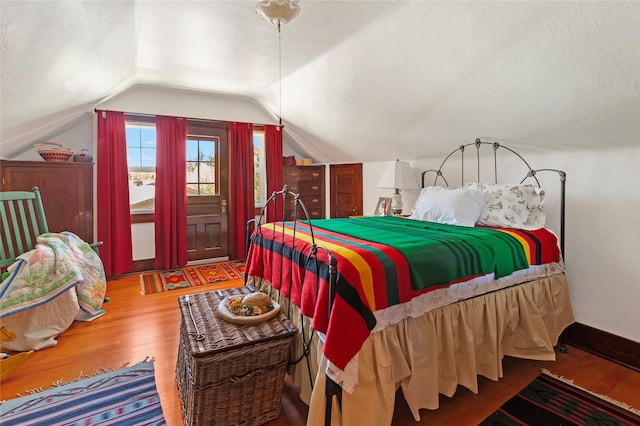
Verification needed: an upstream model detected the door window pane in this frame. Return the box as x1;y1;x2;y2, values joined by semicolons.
186;138;218;195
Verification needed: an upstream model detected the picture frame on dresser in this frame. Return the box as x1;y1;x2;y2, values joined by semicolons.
374;197;392;216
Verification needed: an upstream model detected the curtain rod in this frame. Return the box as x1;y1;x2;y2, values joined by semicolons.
93;108;281;128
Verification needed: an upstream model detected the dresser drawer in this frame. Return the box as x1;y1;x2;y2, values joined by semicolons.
286;181;323;194
284;207;323;221
284;167;323;182
286;194;322;208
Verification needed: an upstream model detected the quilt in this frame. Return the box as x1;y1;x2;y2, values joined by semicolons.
246;216;561;370
0;232;107;351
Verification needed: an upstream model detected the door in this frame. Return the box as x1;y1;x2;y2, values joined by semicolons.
185;122;229;261
330;163;363;218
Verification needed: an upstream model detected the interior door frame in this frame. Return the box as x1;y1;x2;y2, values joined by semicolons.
329;163;363;218
185;120;229;262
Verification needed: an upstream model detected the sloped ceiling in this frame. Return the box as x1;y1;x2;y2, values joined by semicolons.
1;1;638;162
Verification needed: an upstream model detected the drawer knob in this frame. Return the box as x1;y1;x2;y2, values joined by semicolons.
312;185;319;190
312;173;319;177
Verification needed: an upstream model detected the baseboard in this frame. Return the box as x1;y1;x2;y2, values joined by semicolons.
561;322;640;372
132;259;155;273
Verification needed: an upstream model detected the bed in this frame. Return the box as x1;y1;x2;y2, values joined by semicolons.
244;139;574;425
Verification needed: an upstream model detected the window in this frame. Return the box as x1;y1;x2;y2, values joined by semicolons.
186;138;217;195
126;123;157;213
126;119;221;214
253;130;266;206
124;115;227;216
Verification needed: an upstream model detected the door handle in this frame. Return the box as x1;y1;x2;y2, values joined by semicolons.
221;199;227;213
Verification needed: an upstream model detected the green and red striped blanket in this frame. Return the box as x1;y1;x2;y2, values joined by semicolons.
246;216;560;370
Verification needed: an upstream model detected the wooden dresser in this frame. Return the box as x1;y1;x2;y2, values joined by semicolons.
283;164;325;220
1;160;94;243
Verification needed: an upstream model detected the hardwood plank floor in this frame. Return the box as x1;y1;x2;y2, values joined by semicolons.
2;273;639;425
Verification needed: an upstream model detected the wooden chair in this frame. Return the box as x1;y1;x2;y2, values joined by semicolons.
1;187;50;270
1;186;101;272
0;188;47;377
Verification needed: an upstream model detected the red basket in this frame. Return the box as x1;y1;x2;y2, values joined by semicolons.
34;142;73;162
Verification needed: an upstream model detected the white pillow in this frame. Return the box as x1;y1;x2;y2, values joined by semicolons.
464;182;544;229
409;187;491;227
409;186;431;215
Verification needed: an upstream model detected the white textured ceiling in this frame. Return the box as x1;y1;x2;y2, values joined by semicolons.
1;1;638;162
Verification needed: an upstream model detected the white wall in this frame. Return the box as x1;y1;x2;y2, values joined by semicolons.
11;113;94;162
363;145;640;343
533;147;639;342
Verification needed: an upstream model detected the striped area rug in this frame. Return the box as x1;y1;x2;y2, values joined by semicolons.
0;360;165;425
141;260;245;295
480;369;640;425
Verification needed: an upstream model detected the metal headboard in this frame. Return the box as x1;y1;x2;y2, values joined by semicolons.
420;138;566;257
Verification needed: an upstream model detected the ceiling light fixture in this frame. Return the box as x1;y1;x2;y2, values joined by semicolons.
256;0;301;126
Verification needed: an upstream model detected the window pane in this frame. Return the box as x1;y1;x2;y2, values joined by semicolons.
186;140;199;161
199;161;214;184
253;131;265;206
186;163;199;183
141;128;156;148
140;148;156;167
126;127;140;147
128;171;156;211
126;123;157;212
199;183;215;195
186;183;199;195
185;138;218;197
199;141;215;161
127;148;141;166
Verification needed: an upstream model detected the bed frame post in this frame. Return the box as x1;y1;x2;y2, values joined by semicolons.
323;251;340;426
523;168;566;259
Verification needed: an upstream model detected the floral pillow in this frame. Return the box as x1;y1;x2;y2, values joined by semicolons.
464;182;544;229
524;188;546;229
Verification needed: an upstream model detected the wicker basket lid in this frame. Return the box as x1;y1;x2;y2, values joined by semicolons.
178;289;296;357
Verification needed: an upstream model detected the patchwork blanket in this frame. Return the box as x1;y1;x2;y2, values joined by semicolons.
0;232;106;350
246;216;561;370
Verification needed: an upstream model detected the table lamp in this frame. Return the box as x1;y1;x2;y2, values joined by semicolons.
377;159;417;215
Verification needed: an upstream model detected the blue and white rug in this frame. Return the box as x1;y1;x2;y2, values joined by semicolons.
0;360;166;425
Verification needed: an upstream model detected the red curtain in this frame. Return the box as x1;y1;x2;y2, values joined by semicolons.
264;124;283;222
154;115;188;269
96;110;134;277
229;122;255;260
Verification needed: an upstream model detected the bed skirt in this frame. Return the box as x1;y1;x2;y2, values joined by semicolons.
252;274;574;425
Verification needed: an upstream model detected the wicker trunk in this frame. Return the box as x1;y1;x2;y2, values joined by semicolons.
176;287;297;426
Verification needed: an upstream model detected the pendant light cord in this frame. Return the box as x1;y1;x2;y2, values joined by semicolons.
278;21;282;127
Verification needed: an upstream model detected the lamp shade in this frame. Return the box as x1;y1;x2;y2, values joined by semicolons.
256;0;301;26
377;160;418;190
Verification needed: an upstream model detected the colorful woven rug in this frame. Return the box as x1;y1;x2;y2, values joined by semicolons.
0;360;166;425
479;369;640;425
141;260;245;295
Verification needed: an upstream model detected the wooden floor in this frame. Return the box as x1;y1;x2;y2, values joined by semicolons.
2;273;639;425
